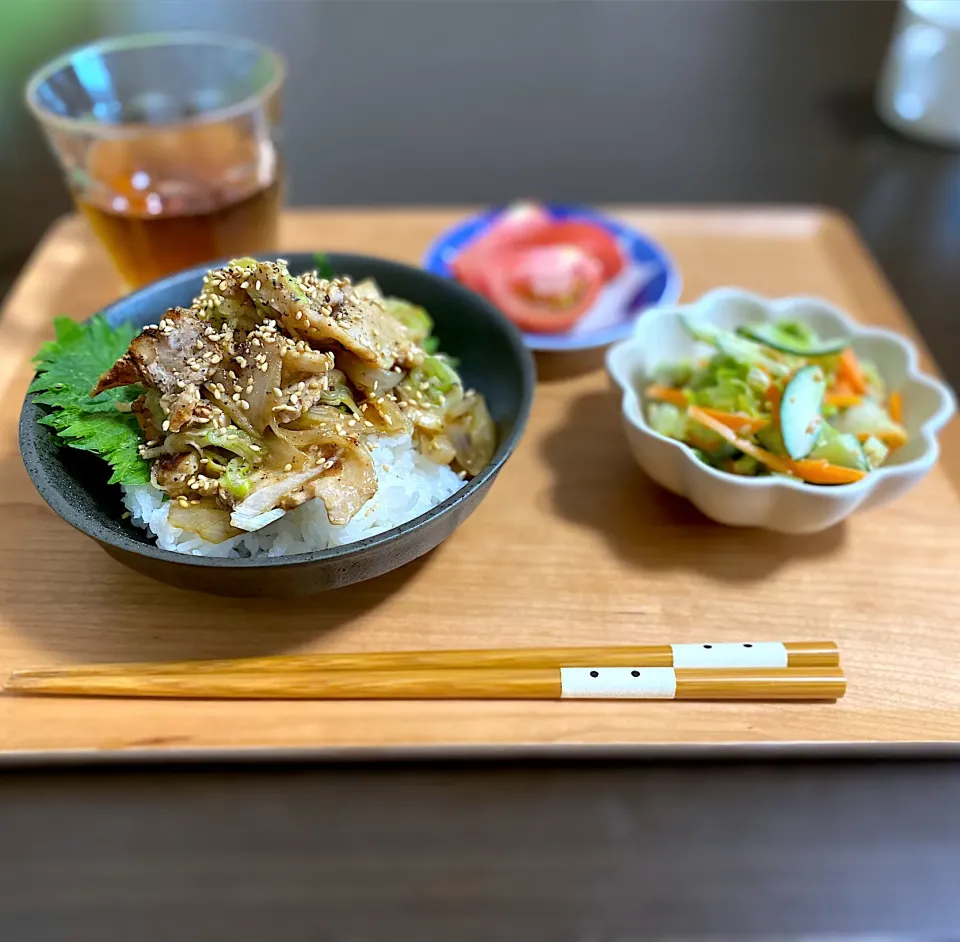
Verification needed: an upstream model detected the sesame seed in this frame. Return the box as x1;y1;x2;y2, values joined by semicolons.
232;393;241;402
273;387;283;397
239;400;250;410
283;463;293;472
161;420;170;431
250;443;261;452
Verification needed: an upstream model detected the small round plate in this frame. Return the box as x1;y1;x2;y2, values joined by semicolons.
423;204;682;351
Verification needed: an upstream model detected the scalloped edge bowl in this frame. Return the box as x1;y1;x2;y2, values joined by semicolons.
606;288;956;534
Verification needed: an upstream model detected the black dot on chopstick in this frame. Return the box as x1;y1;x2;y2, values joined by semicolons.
631;670;640;678
744;643;753;648
703;644;713;649
590;670;599;678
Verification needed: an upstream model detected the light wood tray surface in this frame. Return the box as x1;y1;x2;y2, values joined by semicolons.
1;207;958;758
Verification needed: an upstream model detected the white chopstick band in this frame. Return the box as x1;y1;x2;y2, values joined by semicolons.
670;641;788;668
560;667;677;699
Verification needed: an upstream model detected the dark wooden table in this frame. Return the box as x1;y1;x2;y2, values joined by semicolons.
5;1;960;937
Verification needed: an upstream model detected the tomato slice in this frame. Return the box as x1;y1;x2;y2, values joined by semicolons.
516;220;624;280
484;244;605;334
450;202;553;293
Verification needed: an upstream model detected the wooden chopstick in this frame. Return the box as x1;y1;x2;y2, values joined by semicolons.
4;667;846;701
5;640;839;681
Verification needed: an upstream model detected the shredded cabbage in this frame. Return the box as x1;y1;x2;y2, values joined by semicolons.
384;299;434;344
832;400;905;441
862;435;890;470
646;402;688;440
220;458;254;500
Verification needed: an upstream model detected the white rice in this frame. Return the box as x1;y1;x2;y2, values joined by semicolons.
121;434;465;558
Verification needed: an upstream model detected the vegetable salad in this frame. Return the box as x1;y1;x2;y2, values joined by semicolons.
644;317;907;485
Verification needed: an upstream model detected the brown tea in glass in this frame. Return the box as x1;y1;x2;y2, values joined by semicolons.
27;33;285;289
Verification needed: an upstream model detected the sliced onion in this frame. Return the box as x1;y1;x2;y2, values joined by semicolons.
446;391;496;476
231;463;330;518
416;430;457;466
337;350;403;394
362;395;412;437
167;503;241;544
230;507;287;532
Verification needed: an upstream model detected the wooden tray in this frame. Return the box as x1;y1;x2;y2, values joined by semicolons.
2;207;959;761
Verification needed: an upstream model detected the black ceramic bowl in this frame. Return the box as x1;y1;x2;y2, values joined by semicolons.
20;253;535;597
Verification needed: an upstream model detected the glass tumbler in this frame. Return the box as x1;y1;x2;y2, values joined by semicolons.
26;32;285;288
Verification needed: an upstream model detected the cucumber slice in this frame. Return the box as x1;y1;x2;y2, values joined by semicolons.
809;425;869;471
832;400;907;442
779;365;827;459
679;315;789;376
861;435;890;470
738;323;848;357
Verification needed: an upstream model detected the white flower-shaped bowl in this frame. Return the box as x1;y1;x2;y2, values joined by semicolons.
606;288;957;534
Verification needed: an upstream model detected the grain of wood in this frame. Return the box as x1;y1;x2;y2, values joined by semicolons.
0;207;958;755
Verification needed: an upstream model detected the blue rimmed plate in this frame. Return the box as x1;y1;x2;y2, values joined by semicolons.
423;204;682;351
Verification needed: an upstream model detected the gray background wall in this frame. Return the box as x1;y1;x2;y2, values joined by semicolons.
2;0;898;288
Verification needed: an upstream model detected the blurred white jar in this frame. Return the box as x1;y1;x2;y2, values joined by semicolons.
877;0;960;146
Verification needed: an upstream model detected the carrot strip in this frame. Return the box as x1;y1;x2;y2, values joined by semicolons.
856;429;908;450
645;384;688;408
825;392;862;408
765;382;782;415
698;408;768;436
837;348;867;396
688;406;866;485
645;385;768;435
787;460;868;485
688;407;791;473
687;432;721;452
888;391;903;424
